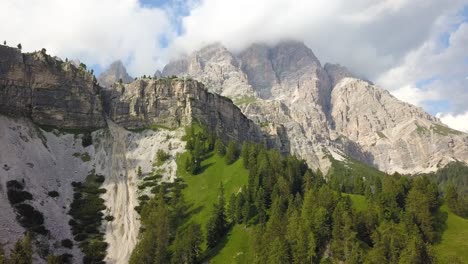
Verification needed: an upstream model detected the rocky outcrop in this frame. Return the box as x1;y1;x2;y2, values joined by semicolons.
98;60;133;87
0;46;105;129
330;78;468;173
162;43;256;98
102;78;264;144
0;46;263;145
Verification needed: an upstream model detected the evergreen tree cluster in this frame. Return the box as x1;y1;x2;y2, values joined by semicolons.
129;124;451;263
184;125;214;174
418;161;468;218
130;174;202;264
227;143;446;263
69;171;107;264
206;183;229;249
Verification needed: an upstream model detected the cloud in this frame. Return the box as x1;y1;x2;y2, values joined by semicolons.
437;112;468;132
171;0;465;78
1;0;467;131
167;0;468;128
0;0;172;75
378;21;468;114
391;85;441;107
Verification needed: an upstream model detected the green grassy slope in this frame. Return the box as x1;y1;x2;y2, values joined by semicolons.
209;225;254;264
176;152;250;251
434;205;468;264
344;193;368;212
177;149;467;263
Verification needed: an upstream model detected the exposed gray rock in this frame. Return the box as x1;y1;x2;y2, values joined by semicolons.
98;60;133;87
162;41;468;173
163;43;256;98
0;46;106;129
102;78;264;144
330;78;468;173
324;63;355;87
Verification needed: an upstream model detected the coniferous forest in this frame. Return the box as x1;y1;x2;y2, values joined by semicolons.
126;125;465;264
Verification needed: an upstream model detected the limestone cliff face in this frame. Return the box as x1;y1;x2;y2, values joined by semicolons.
162;43;256;98
330;78;468;173
0;45;263;145
0;46;105;129
163;41;468;173
102;78;263;144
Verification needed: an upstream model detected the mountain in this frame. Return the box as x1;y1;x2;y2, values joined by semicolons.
0;45;263;263
1;42;467;263
97;60;133;87
162;40;468;173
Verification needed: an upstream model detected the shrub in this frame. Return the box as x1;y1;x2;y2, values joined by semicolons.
156;149;171;164
61;239;73;249
80;153;91;162
7;189;33;204
48;191;60;198
104;215;115;222
81;133;92;148
7;180;24;190
15;204;48;235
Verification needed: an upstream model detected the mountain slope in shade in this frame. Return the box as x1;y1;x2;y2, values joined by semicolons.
98;60;133;87
162;40;468;173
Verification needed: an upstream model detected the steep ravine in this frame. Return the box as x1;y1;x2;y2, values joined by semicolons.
93;121;186;263
0;114;187;263
0;45;266;261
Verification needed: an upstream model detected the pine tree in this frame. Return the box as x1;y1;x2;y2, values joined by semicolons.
225;141;239;165
214;139;225;156
206;183;228;248
172;223;203;264
227;193;237;223
241;142;250;168
130;190;170;264
17;43;22;50
137;166;143;178
267;237;290;264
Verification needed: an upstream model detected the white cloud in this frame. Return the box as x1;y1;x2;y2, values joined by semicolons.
391;85;441;107
377;22;468;113
171;0;465;78
0;0;172;75
1;0;467;123
437;112;468;132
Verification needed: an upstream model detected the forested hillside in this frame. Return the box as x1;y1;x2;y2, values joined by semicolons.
126;125;465;264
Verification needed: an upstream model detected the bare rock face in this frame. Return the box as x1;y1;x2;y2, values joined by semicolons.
97;60;133;87
163;41;468;173
0;46;262;147
102;78;263;144
163;43;256;98
0;46;105;129
330;78;468;173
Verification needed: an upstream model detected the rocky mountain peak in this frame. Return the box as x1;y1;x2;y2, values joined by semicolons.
98;60;133;87
324;63;355;87
160;41;468;174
